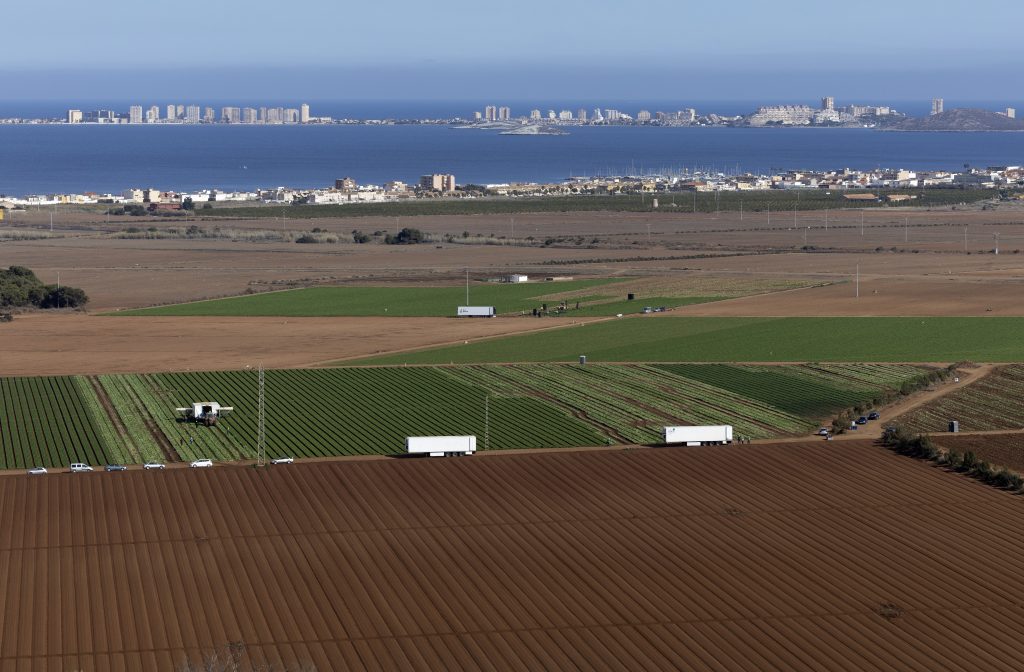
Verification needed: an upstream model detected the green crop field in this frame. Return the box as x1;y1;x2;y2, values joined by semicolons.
357;316;1024;365
113;279;636;317
0;376;116;469
101;368;605;462
0;362;937;468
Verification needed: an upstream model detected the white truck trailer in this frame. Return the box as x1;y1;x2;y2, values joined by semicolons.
663;425;733;446
457;306;496;317
406;435;477;457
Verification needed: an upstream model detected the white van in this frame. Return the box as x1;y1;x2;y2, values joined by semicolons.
69;463;94;473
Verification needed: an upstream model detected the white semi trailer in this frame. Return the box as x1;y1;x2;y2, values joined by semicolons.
457;306;496;317
406;435;477;457
663;425;733;446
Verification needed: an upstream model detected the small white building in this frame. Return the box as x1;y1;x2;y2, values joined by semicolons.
505;274;529;283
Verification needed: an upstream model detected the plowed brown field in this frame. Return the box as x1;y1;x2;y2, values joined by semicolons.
2;441;1023;670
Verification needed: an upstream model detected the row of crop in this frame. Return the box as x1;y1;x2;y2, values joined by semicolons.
590;365;812;435
447;365;656;443
71;377;130;464
0;376;111;468
95;375;163;463
655;363;868;418
805;363;933;388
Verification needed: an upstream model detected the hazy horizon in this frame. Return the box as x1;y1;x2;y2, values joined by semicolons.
2;1;1022;102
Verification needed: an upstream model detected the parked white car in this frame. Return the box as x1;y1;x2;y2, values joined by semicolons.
143;462;166;470
27;466;47;475
189;459;213;468
270;457;294;465
69;463;94;473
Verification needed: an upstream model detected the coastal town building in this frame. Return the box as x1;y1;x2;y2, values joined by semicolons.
932;98;944;115
419;174;456;192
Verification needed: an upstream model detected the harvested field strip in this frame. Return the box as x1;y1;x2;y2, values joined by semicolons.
894;365;1024;433
0;376;113;469
2;443;1024;669
357;316;1024;364
443;363;927;442
96;375;163;463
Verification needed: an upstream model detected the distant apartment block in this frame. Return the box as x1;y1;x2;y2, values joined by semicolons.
558;110;573;121
129;105;143;124
186;105;201;123
498;106;511;121
335;177;357;191
931;98;944;115
420;174;456;192
484;105;497;121
529;109;541;120
1005;108;1016;119
821;97;835;111
66;109;83;124
166;104;177;120
300;103;310;123
577;108;587;122
636;110;652;122
748;105;814;126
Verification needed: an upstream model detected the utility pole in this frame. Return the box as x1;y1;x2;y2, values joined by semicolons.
484;395;490;451
256;363;265;466
510;217;515;243
465;267;470;305
856;264;860;298
825;208;829;230
861;211;864;236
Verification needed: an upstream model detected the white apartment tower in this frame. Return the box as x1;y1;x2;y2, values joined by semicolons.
186;105;201;123
147;105;160;122
498;106;511;121
484;105;497;121
577;108;587;122
129;105;143;124
529;109;541;120
931;98;944;115
300;103;310;123
166;104;177;120
821;96;835;111
1006;108;1016;119
67;109;83;124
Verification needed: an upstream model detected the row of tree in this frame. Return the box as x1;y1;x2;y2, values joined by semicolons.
0;266;88;309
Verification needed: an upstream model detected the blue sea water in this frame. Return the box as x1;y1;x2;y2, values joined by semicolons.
1;122;1023;197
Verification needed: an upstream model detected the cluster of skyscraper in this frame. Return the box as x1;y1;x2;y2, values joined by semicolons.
67;104;312;124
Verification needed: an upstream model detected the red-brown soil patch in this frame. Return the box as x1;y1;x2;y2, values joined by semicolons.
0;313;572;376
1;441;1023;669
931;432;1024;473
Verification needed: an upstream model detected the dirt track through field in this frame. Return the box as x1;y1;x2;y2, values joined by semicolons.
2;442;1024;670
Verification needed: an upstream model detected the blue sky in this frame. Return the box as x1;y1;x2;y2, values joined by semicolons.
2;1;1022;100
